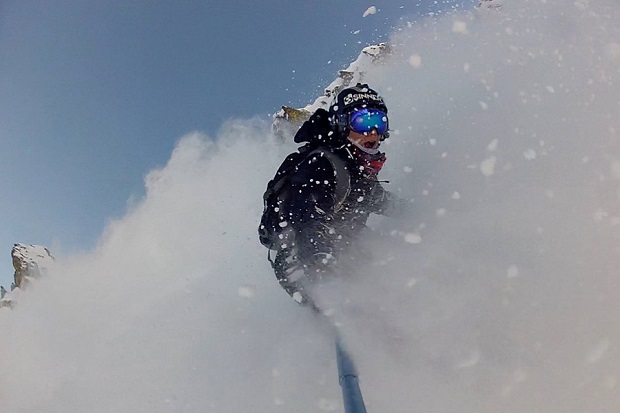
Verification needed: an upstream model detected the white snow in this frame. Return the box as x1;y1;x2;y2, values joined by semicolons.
586;339;611;364
452;20;469;34
403;232;422;244
487;138;499;152
523;148;537;160
480;156;496;176
506;265;519;278
292;291;304;303
317;398;339;411
604;42;620;58
2;1;620;412
455;350;480;368
238;285;256;298
408;54;422;69
362;6;377;17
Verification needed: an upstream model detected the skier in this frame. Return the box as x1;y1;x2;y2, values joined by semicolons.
259;84;404;306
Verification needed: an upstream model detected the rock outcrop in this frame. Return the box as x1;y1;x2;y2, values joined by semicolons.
477;0;503;10
0;243;55;309
272;43;392;140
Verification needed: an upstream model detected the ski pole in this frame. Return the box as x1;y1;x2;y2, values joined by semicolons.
335;334;368;413
304;294;368;413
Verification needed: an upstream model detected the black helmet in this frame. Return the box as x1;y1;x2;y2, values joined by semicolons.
329;83;389;137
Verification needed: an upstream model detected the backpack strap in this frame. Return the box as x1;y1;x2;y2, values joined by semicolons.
307;148;351;212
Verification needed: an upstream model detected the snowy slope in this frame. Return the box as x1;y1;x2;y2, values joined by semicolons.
1;0;620;412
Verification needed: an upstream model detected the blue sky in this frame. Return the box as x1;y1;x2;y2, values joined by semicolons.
0;0;474;288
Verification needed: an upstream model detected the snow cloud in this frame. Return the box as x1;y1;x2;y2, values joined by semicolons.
2;0;620;412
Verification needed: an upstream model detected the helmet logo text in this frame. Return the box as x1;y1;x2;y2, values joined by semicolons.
343;93;384;106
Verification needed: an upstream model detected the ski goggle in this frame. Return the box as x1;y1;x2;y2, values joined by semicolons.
348;108;389;135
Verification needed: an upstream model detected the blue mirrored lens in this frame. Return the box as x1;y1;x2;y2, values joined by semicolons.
348;108;389;135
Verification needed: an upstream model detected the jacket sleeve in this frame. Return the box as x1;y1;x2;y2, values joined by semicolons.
369;182;412;218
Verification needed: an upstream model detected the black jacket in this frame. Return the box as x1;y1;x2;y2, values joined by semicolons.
281;109;395;263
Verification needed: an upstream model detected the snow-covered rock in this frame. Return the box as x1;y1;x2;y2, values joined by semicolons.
0;243;54;309
477;0;503;10
272;43;392;140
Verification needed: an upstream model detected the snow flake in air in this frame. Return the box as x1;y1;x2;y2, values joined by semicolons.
586;338;610;364
408;54;422;69
604;42;620;59
317;398;339;411
292;291;304;303
238;285;256;298
363;6;377;17
506;265;519;278
523;149;537;160
480;156;497;176
455;350;480;368
593;208;608;222
404;232;422;244
452;20;469;34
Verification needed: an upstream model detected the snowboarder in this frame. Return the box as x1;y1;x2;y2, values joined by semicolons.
259;84;404;306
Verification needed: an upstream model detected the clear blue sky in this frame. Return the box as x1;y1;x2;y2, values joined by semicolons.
0;0;473;288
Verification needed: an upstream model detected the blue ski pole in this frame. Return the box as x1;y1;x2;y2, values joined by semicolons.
304;294;368;413
335;334;368;413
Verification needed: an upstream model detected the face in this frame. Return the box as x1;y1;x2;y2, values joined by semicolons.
344;107;388;154
347;129;381;152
